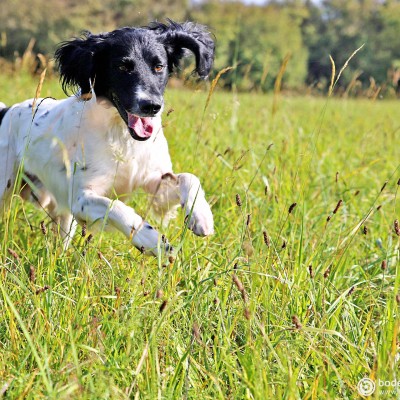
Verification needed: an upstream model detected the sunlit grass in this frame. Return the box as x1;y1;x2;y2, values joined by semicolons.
0;74;399;399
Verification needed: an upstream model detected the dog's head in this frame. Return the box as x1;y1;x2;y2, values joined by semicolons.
55;20;215;141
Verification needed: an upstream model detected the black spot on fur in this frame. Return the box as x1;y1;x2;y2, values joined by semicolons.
34;122;39;127
146;224;154;230
81;165;89;171
0;107;10;126
40;110;50;119
28;104;32;108
6;179;11;189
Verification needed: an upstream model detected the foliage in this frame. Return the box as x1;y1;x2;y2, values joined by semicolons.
0;73;399;398
2;1;400;93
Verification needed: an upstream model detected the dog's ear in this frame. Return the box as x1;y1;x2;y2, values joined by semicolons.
55;32;107;95
150;20;215;79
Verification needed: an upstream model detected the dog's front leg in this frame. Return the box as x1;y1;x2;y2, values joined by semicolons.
177;173;214;236
147;173;214;236
72;190;165;256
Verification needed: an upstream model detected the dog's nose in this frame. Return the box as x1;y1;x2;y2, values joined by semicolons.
139;99;162;115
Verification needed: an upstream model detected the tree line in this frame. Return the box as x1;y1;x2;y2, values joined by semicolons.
2;0;400;95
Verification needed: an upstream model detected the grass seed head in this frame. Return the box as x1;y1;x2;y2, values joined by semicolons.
232;274;244;292
282;240;287;249
335;172;339;183
347;286;355;296
324;267;331;279
81;223;87;237
7;248;19;260
288;202;297;214
363;226;368;235
115;287;121;297
85;233;93;245
246;213;251;227
263;231;270;247
156;289;164;299
29;265;36;283
396;294;400;305
380;180;388;192
235;194;242;207
292;315;302;329
394;219;400;237
333;199;343;214
308;265;314;278
40;220;47;235
397;178;400;186
244;307;251;320
354;190;360;196
381;260;387;271
159;300;168;313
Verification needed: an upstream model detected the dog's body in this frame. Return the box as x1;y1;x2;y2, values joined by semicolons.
0;21;215;255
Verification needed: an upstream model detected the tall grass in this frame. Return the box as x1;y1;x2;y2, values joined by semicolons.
0;73;399;399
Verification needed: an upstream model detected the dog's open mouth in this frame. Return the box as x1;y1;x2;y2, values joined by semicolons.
111;94;154;141
127;113;154;139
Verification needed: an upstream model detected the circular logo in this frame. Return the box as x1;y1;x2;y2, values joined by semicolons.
357;378;376;396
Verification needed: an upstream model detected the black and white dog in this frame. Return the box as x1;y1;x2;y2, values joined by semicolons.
0;21;215;255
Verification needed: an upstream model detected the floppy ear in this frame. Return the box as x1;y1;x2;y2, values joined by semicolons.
54;32;106;95
150;20;215;79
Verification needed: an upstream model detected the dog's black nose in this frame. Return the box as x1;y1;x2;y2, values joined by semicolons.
139;100;162;115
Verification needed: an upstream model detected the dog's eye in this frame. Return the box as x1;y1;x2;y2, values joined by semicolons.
154;64;164;73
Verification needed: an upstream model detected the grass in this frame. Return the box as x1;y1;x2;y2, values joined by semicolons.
0;73;399;399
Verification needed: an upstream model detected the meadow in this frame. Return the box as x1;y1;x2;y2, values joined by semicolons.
0;73;399;399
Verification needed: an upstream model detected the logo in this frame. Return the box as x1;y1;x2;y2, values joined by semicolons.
357;378;376;396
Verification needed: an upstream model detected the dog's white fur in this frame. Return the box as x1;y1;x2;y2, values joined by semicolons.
0;93;214;255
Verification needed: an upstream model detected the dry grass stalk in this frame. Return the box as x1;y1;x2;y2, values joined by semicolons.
32;68;47;117
272;53;291;116
204;66;233;113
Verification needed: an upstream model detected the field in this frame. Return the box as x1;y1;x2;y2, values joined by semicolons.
0;73;399;399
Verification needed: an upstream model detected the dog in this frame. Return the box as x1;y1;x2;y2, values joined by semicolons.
0;20;215;256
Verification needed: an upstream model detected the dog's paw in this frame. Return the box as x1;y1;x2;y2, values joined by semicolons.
132;221;172;256
186;203;214;237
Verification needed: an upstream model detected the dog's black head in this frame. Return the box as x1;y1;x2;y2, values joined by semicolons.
55;20;215;141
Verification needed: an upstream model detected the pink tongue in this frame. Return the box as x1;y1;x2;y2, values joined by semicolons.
128;113;154;138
